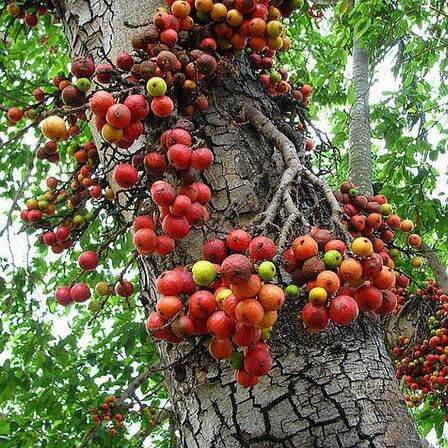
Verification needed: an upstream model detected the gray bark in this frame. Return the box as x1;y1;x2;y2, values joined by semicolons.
59;1;426;446
348;30;372;194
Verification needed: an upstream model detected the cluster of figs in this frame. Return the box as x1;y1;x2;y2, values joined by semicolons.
146;229;283;387
393;281;448;412
7;0;428;393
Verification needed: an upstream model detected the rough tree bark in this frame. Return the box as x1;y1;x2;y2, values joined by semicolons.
59;1;427;446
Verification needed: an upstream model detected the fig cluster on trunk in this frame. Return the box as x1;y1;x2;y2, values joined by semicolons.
146;229;282;387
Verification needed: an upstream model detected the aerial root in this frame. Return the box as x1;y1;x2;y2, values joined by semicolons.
244;105;348;243
276;191;307;257
301;168;349;243
252;166;300;231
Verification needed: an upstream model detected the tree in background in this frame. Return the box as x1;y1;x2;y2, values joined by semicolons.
0;0;446;447
283;0;448;265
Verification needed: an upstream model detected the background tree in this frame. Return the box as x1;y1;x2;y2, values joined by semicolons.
0;0;446;447
284;0;448;264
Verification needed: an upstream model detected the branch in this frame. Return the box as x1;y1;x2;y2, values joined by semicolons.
0;122;36;150
420;241;448;291
0;149;36;238
77;366;158;448
132;405;173;447
77;339;202;447
312;0;338;5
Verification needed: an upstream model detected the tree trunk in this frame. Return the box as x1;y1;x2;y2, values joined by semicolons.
348;21;372;194
59;1;426;446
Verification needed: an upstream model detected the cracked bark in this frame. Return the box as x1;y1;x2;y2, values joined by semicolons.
59;1;427;446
